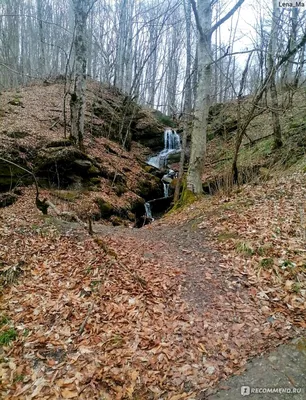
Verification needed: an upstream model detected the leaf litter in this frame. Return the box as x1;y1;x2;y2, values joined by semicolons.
0;173;306;399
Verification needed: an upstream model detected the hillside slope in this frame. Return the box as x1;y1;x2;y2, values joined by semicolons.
0;82;305;400
203;88;306;189
0;79;167;225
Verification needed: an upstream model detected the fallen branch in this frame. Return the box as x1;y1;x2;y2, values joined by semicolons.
78;303;93;335
49;117;60;130
93;236;147;288
243;133;273;147
0;156;49;214
117;259;147;288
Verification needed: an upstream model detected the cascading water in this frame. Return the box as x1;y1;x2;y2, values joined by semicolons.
147;129;181;169
144;202;153;219
142;131;179;223
163;182;170;198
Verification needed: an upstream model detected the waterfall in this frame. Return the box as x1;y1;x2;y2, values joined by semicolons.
147;129;181;169
144;202;153;219
163;182;170;198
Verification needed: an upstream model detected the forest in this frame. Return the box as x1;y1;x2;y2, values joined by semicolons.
0;0;306;399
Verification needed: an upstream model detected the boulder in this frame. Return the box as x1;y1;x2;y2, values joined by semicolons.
0;192;18;208
166;151;181;164
132;109;165;151
35;146;94;188
135;173;163;201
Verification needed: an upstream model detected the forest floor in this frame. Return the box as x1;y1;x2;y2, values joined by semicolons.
1;171;306;399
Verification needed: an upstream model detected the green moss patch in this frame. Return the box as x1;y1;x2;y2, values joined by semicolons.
95;198;114;219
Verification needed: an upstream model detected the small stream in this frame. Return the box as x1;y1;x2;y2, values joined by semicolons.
144;129;180;222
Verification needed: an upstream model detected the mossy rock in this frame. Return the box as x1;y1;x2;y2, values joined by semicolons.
135;174;163;200
8;98;23;107
171;178;199;210
143;165;156;173
167;151;181;164
110;215;124;226
113;184;127;196
129;197;145;217
217;231;240;241
0;157;33;191
35;146;92;188
89;177;101;185
88;165;100;175
95;198;114;219
153;110;176;128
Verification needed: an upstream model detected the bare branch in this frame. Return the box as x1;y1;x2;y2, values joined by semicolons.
211;0;245;34
0;14;72;34
190;0;205;39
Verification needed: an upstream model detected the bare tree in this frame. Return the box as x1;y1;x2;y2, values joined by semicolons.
174;0;192;203
69;0;97;151
186;0;245;194
267;0;282;149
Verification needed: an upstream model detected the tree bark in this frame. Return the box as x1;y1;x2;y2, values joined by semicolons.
36;0;46;77
174;0;192;203
267;0;282;149
70;0;90;151
187;0;245;194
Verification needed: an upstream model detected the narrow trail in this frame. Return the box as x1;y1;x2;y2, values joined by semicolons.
1;189;305;399
93;220;235;312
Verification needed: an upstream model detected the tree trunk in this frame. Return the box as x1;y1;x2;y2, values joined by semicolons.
268;0;282;149
187;0;245;194
70;0;89;152
36;0;46;77
174;0;192;203
186;35;212;193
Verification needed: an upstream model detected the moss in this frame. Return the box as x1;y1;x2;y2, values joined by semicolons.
89;177;101;185
220;202;236;210
136;175;162;199
95;198;114;219
153;110;176;127
52;190;80;202
88;165;100;175
8;98;23;106
113;184;127;196
143;165;155;173
217;231;239;241
110;215;123;226
171;178;199;211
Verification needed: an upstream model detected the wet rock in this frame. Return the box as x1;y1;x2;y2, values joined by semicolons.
73;159;92;170
167;150;181;164
135;174;163;200
0;192;18;208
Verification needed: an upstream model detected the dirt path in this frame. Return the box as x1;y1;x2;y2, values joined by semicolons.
93;220;234;312
1;199;304;399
